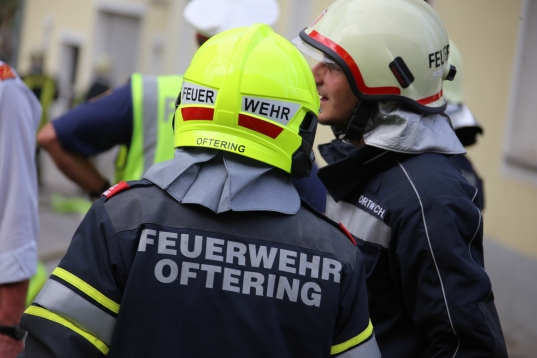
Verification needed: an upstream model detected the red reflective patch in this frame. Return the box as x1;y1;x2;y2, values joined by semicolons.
309;30;401;96
181;107;214;121
102;181;130;199
238;113;284;139
339;223;357;246
0;64;15;81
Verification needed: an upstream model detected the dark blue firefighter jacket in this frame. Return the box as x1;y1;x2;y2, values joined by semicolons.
20;179;378;357
319;140;507;358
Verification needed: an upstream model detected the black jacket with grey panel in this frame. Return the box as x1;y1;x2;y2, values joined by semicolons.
318;140;507;358
20;179;379;358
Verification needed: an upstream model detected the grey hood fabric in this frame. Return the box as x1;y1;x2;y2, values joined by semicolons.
445;102;482;131
143;148;300;214
363;102;466;155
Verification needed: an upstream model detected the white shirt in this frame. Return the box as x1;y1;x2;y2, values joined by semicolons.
0;61;41;284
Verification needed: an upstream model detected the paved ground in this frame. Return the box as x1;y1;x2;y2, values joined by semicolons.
502;319;537;357
36;152;537;356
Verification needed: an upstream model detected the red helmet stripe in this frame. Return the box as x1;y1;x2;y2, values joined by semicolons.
417;89;443;105
238;113;284;139
181;107;215;121
309;30;401;96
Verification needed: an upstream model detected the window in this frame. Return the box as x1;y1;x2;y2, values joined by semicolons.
504;0;537;182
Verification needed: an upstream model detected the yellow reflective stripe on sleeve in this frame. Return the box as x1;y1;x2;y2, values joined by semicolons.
25;305;109;356
52;267;120;314
331;320;374;355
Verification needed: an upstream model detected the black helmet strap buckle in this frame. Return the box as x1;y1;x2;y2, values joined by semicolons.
291;111;318;178
331;100;375;143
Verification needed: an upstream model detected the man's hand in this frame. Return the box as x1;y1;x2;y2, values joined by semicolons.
0;334;24;358
0;280;28;358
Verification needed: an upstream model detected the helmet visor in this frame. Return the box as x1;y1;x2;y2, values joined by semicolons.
292;37;336;69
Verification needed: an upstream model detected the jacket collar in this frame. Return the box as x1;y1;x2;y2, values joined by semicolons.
318;140;405;202
363;102;466;155
318;101;465;202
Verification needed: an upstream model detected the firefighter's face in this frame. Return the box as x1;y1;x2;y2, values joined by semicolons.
312;62;359;129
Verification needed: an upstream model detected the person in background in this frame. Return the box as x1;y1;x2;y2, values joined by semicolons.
444;40;485;210
36;0;326;212
294;0;507;356
0;61;41;358
22;47;58;132
21;48;58;185
19;24;378;357
84;54;112;102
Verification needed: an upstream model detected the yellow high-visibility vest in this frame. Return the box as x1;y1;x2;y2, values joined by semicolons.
22;73;57;131
115;74;183;182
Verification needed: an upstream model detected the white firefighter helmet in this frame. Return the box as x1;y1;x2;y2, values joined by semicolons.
184;0;280;38
443;40;464;105
294;0;456;113
443;40;483;144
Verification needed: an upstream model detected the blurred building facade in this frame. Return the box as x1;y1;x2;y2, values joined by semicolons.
16;0;537;338
16;0;330;105
0;0;23;66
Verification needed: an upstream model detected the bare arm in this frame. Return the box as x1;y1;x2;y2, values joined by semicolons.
37;123;108;194
0;280;28;358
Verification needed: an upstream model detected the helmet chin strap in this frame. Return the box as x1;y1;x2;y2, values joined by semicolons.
331;100;376;144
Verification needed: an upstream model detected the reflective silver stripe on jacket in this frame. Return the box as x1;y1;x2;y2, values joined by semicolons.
326;196;391;248
337;335;381;358
33;279;116;346
142;76;159;174
398;161;460;356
